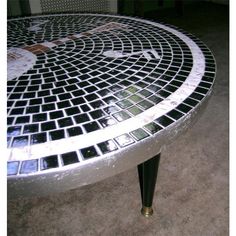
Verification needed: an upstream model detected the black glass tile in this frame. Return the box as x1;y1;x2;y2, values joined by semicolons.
165;85;178;92
199;82;212;89
183;97;199;107
23;124;39;134
96;82;110;89
83;121;100;133
7;81;17;86
78;81;90;88
80;104;91;112
103;106;119;115
195;87;208;95
7;87;13;93
115;134;134;147
41;83;53;89
178;70;190;77
190;92;204;101
56;80;67;87
148;95;163;104
80;146;99;159
39;68;49;73
64;85;78;92
126;86;139;94
65;107;80;116
97;140;118;154
10;108;24;115
49;129;65;140
58;117;73;128
15;100;28;107
147;85;161;93
159;74;172;82
26;106;40;114
84;86;98;93
27;86;39;92
74;113;90;124
42;103;56;112
144;122;162;134
113;111;131;122
107;78;120;84
7;161;19;175
127;106;143;115
72;89;86;97
61;152;79;165
176;103;192;113
7;117;14;125
153;81;166;88
90;110;105;119
71;97;86;105
44;95;57;103
109;85;122;92
97;88;110;97
130;128;149;141
167;109;184;120
12;136;28;147
31;132;47;145
57;100;71;109
129;95;143;103
67;126;83;137
114;90;130;99
17;80;29;86
38;90;50;97
14;86;26;92
202;76;214;83
7;101;14;108
156;90;170;98
7;126;21;136
90;100;105;109
135;81;148;88
204;72;215;78
103;96;118;104
52;88;65;95
85;94;99;102
23;92;35;99
15;116;30;124
119;80;132;86
138;100;153;110
90;71;101;77
98;117;117;128
41;121;56;131
41;155;58;170
43;72;54;78
29;98;42;105
156;116;174;127
58;93;72;101
116;99;133;109
20;159;38;174
9;93;22;99
33;113;47;122
49;110;64;120
138;89;152;97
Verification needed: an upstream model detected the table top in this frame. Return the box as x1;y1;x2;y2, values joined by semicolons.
7;14;216;198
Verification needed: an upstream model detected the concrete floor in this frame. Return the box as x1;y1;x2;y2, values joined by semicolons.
7;2;229;236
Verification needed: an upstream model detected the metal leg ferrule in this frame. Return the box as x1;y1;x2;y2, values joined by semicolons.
141;206;153;217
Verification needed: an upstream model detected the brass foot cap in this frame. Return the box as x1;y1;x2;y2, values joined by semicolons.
141;206;153;217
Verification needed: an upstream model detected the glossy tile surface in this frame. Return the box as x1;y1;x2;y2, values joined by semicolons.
7;14;215;176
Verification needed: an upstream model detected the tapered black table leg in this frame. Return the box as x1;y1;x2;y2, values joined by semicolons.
137;153;161;217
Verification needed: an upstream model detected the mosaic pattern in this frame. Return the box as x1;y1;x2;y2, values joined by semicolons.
7;14;216;176
40;0;110;14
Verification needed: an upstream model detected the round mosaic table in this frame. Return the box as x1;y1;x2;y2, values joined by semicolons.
7;14;216;216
